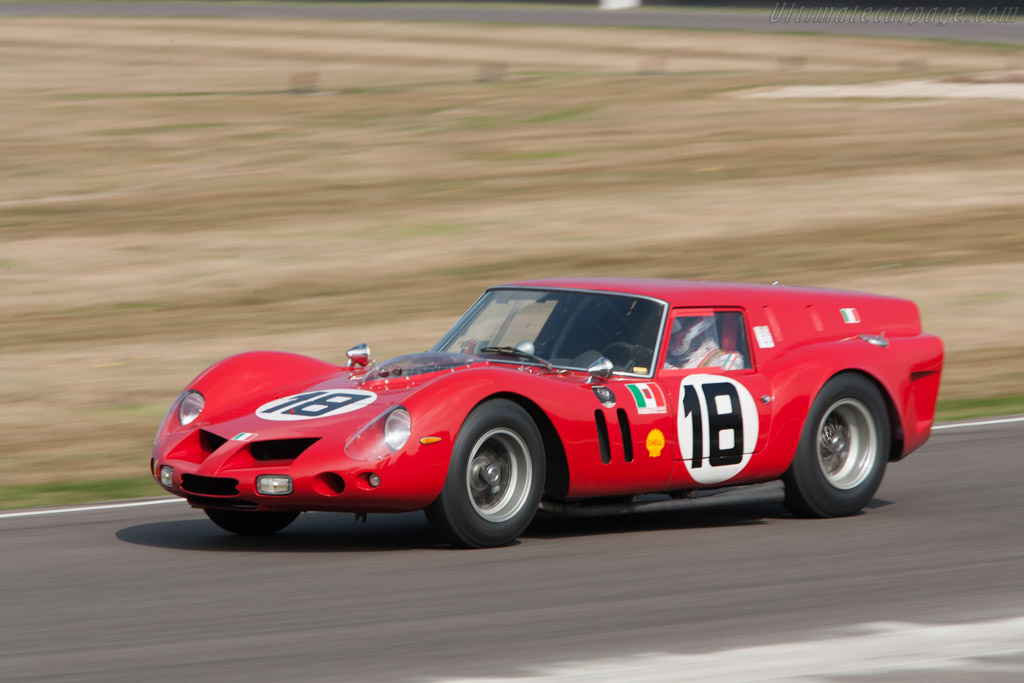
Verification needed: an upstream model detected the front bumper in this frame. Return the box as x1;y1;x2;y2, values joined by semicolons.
152;428;450;513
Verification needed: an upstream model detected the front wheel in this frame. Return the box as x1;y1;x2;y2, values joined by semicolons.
204;508;300;535
783;374;890;518
426;399;545;548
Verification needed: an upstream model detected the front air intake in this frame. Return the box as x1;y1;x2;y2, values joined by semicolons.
199;429;228;454
181;474;239;496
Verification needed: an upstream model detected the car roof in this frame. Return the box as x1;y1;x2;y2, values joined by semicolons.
501;277;901;310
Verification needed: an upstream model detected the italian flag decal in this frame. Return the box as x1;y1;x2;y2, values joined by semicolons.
840;308;861;324
626;383;668;415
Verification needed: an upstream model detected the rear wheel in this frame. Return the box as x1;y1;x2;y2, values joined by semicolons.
426;399;544;548
784;374;890;517
204;508;300;535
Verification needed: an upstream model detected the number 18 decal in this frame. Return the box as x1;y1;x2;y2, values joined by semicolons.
256;389;376;421
678;375;759;485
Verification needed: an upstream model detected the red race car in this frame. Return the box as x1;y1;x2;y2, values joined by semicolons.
152;278;943;547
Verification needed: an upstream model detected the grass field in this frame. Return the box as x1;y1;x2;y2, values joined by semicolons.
2;16;1023;507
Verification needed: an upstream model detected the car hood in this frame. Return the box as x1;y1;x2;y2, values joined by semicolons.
190;350;563;443
192;353;478;438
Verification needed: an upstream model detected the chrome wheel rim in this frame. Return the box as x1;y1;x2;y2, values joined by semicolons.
466;428;532;523
816;398;878;490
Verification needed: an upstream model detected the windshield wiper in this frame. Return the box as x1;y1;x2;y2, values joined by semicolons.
479;346;555;371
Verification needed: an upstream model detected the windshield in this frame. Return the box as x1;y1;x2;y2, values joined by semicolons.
433;288;666;376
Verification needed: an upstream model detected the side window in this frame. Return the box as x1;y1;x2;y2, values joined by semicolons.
663;310;750;371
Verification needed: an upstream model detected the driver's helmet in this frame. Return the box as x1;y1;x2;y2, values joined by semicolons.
666;316;717;366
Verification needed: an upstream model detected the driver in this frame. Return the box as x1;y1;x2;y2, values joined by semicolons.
664;316;745;370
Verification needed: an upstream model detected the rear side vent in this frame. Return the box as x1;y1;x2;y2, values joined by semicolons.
250;438;319;461
199;430;228;454
595;410;611;464
617;409;634;463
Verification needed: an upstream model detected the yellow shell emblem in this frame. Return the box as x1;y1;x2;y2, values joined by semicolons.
646;429;666;458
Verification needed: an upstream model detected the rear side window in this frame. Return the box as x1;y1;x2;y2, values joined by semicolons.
663;310;750;371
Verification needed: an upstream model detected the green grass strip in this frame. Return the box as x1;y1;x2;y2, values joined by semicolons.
0;477;165;512
936;395;1024;421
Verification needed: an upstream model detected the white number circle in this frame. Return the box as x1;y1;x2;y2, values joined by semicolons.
678;375;759;485
256;389;377;421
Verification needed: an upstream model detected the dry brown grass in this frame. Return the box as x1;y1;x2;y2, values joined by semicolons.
2;17;1023;486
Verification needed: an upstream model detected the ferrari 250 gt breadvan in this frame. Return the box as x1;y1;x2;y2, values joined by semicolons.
152;278;943;547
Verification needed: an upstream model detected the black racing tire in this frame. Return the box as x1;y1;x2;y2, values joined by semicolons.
783;374;890;518
204;508;300;535
426;399;545;548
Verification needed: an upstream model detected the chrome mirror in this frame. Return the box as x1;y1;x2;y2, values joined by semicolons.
346;343;370;367
513;340;535;356
586;356;614;383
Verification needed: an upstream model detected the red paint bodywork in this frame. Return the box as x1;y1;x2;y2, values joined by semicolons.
152;279;943;513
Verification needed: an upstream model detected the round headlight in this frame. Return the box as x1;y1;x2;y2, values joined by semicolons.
383;408;411;452
178;391;205;426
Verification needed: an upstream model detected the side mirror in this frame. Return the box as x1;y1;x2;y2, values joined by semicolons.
513;340;535;356
586;356;614;383
346;343;370;368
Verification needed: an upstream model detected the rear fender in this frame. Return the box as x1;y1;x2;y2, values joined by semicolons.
761;333;943;475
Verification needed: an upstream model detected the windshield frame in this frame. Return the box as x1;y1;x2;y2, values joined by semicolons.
432;286;670;379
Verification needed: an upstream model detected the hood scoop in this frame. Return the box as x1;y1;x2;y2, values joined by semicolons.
250;437;320;461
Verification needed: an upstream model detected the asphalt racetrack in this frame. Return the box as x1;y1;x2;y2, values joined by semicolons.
2;418;1023;682
1;1;1023;44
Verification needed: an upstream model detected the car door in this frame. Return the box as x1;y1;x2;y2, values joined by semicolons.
654;308;775;489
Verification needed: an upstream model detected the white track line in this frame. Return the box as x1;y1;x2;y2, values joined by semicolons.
440;615;1024;682
1;416;1020;521
0;497;183;520
933;415;1024;430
